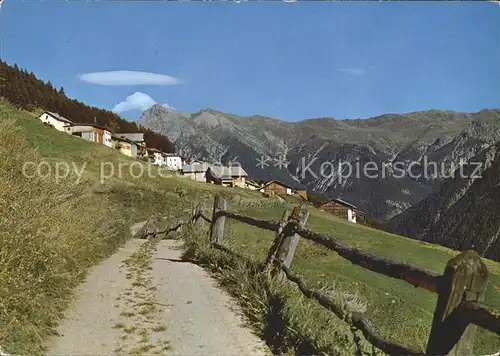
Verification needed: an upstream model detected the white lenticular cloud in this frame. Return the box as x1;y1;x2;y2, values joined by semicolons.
112;92;164;113
338;68;365;76
79;70;182;86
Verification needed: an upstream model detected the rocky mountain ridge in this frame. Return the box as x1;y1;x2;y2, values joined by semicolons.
138;105;500;219
388;142;500;261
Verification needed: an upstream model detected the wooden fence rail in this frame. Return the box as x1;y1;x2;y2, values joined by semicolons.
280;263;423;355
294;223;442;293
184;196;500;355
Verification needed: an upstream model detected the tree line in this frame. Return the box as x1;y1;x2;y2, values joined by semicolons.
0;60;175;153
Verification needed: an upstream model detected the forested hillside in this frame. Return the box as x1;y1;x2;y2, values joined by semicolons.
0;61;175;153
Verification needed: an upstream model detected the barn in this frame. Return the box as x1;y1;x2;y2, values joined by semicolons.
260;180;294;195
320;198;358;223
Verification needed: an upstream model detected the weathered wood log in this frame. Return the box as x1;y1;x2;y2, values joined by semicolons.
426;250;489;356
214;211;281;232
275;205;309;280
459;301;500;334
280;264;424;356
263;210;290;270
210;195;227;244
294;224;441;292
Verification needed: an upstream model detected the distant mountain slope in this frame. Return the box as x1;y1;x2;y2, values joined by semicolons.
389;143;500;261
138;105;500;219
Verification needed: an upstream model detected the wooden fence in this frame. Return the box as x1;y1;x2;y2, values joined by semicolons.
169;195;500;355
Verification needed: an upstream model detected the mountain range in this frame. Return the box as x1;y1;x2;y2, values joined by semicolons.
137;105;500;220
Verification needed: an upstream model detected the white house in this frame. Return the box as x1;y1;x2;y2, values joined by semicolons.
103;130;113;148
151;150;166;166
165;154;183;171
39;111;73;132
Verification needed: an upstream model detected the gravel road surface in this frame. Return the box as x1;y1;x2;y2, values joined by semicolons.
47;238;268;355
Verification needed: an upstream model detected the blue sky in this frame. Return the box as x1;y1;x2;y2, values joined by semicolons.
1;1;499;122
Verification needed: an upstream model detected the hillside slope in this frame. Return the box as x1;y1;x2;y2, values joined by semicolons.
138;105;500;219
0;101;190;355
389;142;500;261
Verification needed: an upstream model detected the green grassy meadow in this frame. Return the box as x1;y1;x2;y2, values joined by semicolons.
220;196;500;353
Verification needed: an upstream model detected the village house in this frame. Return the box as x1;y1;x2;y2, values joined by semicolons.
165;153;183;171
147;148;166;166
112;135;138;158
116;133;147;157
39;111;73;132
260;180;309;200
319;198;358;223
182;162;210;182
260;180;295;195
205;165;248;188
65;123;113;147
117;133;145;145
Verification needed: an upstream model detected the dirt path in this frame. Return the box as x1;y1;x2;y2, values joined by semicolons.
47;238;268;355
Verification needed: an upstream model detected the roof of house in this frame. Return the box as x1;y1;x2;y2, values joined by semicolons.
182;162;210;173
208;165;248;178
67;122;112;132
323;198;357;209
149;149;180;157
44;111;73;124
116;133;145;142
147;147;163;154
246;179;262;187
111;135;137;145
262;180;296;190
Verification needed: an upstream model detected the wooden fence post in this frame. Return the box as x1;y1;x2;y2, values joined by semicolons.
426;250;489;356
275;205;309;278
263;209;290;270
210;195;227;244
